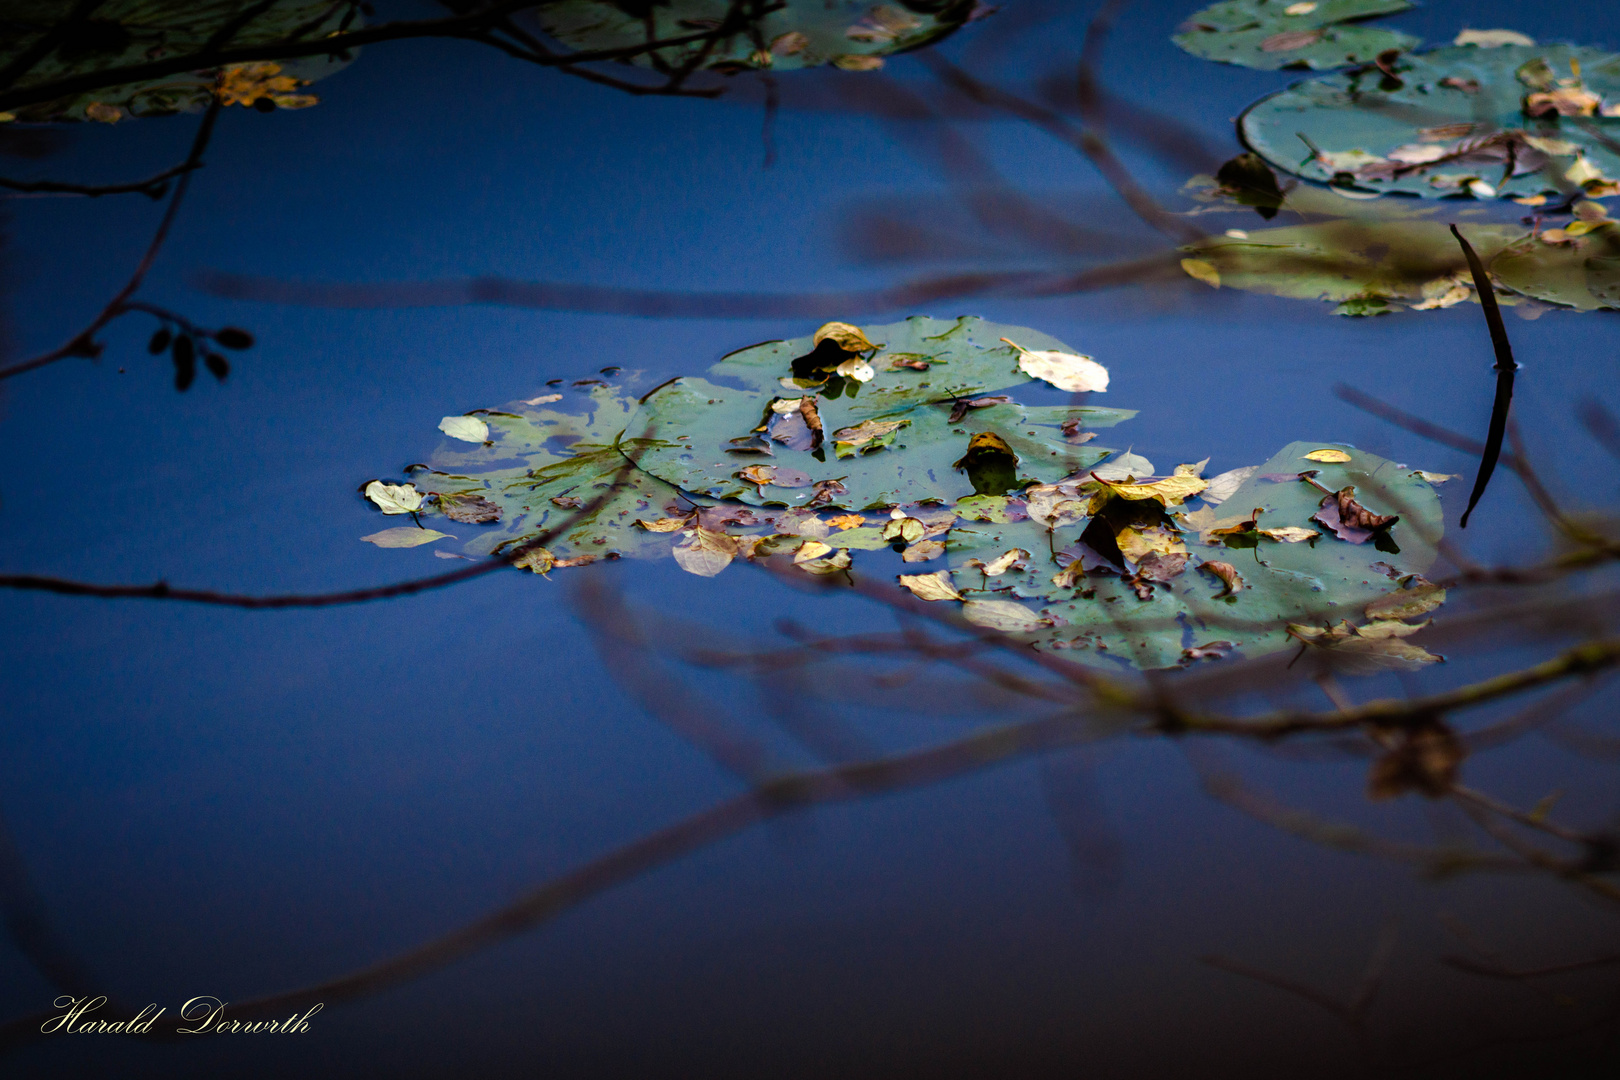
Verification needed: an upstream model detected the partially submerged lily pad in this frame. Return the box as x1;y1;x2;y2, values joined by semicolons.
1180;219;1525;312
943;442;1442;669
1174;0;1417;71
536;0;976;76
1240;43;1620;198
1;1;358;123
1491;225;1620;310
625;317;1134;510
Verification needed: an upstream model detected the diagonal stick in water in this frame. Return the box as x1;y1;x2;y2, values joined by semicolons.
1449;224;1519;528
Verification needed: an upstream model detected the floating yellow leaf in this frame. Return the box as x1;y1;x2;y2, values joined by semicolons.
633;517;690;532
1303;448;1352;463
962;599;1050;633
1180;258;1221;289
813;322;878;352
217;62;318;109
84;102;122;123
794;539;834;562
832;54;885;71
983;547;1032;576
898;571;962;602
828;514;866;530
1116;525;1186;562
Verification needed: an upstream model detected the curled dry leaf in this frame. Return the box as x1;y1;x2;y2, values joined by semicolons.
439;415;490;443
364;480;424;515
1000;337;1109;393
1201;560;1246;595
982;547;1032;576
797;549;853;575
901;539;946;562
361;527;453;548
813;321;878;353
831;418;908;455
898;571;962;602
1303;448;1352;463
673;528;739;578
550;496;585;510
438;493;502;524
1312;486;1399;543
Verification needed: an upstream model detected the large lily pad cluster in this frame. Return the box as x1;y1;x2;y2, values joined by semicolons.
0;0;358;122
535;0;977;75
355;317;1450;672
1174;0;1417;71
1240;42;1620;200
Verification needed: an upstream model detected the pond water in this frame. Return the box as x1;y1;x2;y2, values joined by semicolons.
2;1;1619;1076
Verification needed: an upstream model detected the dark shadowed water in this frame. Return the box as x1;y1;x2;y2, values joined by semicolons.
3;1;1620;1076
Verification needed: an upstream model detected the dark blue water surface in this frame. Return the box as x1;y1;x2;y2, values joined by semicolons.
4;1;1620;1076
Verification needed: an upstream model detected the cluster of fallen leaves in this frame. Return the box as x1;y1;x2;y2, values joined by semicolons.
352;321;1451;670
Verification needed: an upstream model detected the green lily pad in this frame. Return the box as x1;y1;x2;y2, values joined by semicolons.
1240;43;1620;198
1182;220;1527;311
944;441;1443;670
624;317;1135;511
1491;226;1620;310
405;383;695;562
1174;0;1417;71
537;0;975;75
1;1;358;123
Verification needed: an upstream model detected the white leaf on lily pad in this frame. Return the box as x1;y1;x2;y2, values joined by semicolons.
1201;466;1258;506
1090;451;1156;482
364;480;424;515
1001;337;1108;393
672;528;738;577
361;527;453;548
1454;29;1534;48
835;356;876;382
439;415;490;443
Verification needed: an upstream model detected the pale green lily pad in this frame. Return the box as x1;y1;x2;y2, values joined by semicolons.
943;442;1442;670
1;1;359;123
1491;226;1620;310
1174;0;1416;71
537;0;975;75
1240;44;1620;198
1182;220;1526;310
625;317;1134;511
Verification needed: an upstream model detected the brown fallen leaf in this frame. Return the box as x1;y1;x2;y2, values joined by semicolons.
1135;551;1188;582
1312;486;1399;543
1364;578;1446;621
1287;619;1442;672
634;517;691;532
1368;723;1465;799
898;571;962;602
551;496;585;510
983;547;1032;576
673;528;739;577
513;547;556;574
